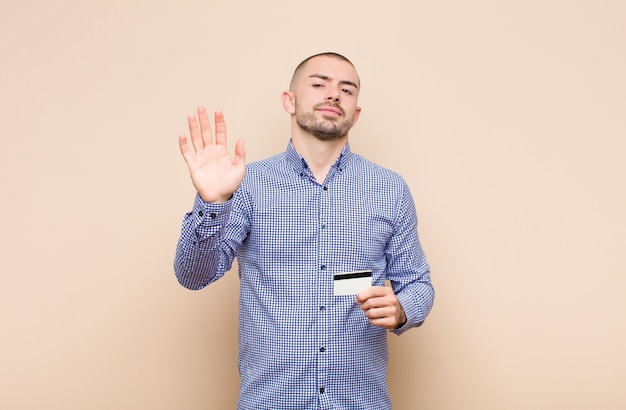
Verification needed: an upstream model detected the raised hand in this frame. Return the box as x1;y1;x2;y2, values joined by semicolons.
178;106;246;203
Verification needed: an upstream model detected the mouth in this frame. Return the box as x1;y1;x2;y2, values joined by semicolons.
316;104;343;117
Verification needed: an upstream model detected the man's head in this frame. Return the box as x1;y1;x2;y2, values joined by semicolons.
283;52;362;141
289;52;361;91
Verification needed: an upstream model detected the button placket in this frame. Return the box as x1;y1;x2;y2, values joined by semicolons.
317;171;336;404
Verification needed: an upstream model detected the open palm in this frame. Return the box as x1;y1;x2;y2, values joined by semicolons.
178;106;246;203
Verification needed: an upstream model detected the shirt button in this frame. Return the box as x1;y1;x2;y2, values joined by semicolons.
320;306;325;311
319;388;325;393
198;211;204;217
323;186;328;191
321;223;326;229
210;212;216;219
320;265;326;270
319;347;326;352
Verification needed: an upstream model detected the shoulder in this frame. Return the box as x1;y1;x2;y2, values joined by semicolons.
242;152;289;180
349;153;409;188
246;151;288;172
239;151;296;194
348;154;417;216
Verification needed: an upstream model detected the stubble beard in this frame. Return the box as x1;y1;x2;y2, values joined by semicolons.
295;104;354;141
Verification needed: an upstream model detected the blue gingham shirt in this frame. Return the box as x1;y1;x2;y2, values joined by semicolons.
174;141;434;409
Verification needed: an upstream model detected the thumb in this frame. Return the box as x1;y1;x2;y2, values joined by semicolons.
234;139;246;167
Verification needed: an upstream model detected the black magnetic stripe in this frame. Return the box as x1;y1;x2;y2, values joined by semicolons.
333;270;372;281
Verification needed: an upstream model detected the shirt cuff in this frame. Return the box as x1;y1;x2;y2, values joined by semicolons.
391;290;419;335
192;194;232;239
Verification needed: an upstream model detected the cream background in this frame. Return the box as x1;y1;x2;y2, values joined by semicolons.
1;1;625;409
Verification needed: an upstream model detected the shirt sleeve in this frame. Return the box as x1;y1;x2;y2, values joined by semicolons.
173;193;246;290
387;181;435;335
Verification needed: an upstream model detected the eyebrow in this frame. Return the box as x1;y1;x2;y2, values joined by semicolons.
309;74;359;90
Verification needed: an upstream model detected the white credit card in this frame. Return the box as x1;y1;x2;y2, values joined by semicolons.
333;270;372;296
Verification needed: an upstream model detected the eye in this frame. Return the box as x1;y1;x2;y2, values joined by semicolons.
312;83;323;88
342;88;353;95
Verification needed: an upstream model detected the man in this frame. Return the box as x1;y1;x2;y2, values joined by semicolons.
174;52;434;409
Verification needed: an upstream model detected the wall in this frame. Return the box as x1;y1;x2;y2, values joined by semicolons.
1;1;624;409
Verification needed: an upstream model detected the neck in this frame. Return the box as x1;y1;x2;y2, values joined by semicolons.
291;130;348;183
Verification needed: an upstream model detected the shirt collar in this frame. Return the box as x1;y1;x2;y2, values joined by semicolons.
286;140;353;176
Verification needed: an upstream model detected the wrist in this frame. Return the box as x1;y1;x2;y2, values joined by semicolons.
396;307;407;329
199;192;233;204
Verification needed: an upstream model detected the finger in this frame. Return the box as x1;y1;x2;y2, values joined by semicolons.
197;106;213;146
356;286;388;303
214;110;227;146
365;305;392;318
360;295;396;312
355;287;373;303
367;316;395;330
234;139;246;167
178;134;191;159
188;113;203;152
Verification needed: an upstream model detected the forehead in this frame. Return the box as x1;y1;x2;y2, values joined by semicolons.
297;56;360;87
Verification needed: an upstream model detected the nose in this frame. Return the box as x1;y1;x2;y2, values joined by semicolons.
326;87;340;103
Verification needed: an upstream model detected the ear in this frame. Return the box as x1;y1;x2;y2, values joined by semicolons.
281;91;296;114
352;106;362;125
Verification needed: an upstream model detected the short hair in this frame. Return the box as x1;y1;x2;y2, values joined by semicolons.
289;52;360;90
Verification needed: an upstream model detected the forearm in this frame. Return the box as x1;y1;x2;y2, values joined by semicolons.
387;181;435;335
173;194;235;290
